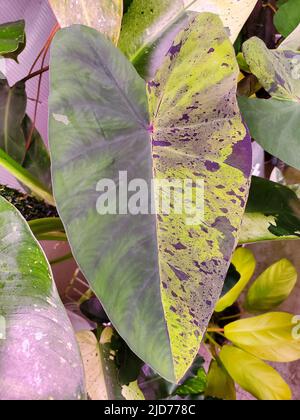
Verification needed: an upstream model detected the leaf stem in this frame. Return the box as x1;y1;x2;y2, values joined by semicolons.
0;149;55;206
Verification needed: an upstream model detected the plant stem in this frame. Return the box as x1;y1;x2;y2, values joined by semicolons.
50;252;73;266
205;333;220;348
29;217;64;236
207;328;224;333
35;232;67;241
219;313;242;321
19;66;49;84
0;149;55;206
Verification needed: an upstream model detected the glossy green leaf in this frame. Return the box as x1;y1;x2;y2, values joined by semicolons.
49;14;251;382
0;196;86;400
219;346;292;400
205;360;236;400
0;78;26;163
215;248;256;312
76;328;123;400
245;259;298;312
49;0;123;44
224;312;300;362
0;20;25;61
274;0;300;38
240;176;300;243
119;0;257;78
238;96;300;170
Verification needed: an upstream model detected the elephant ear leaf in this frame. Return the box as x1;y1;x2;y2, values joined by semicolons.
49;13;251;383
0;196;86;400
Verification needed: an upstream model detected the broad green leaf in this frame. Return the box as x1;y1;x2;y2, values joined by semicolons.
243;37;300;101
49;14;251;382
122;381;145;400
49;0;123;44
0;196;86;400
119;0;257;78
0;20;25;61
76;328;123;400
0;78;26;163
215;248;256;312
22;116;52;192
274;0;300;38
224;312;300;362
238;96;300;170
205;360;236;400
245;259;298;312
279;23;300;51
219;346;292;400
240;176;300;243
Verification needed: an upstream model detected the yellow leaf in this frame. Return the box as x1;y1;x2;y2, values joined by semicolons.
224;312;300;362
49;0;123;44
215;248;256;312
245;259;298;312
205;360;236;400
122;381;145;400
219;346;292;400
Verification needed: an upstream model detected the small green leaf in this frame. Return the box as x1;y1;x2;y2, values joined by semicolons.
205;360;236;400
275;0;300;38
175;366;207;396
215;248;256;313
0;20;26;61
219;346;292;400
224;312;300;362
245;259;298;312
240;176;300;243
